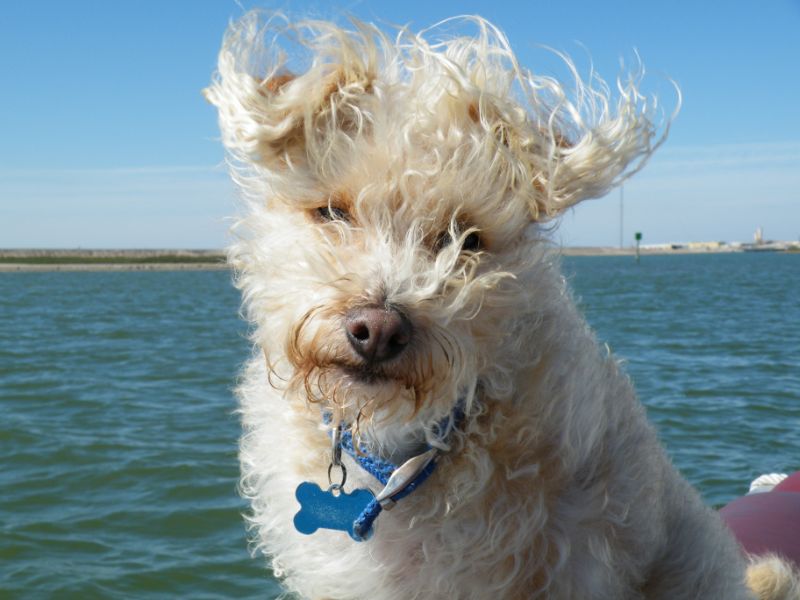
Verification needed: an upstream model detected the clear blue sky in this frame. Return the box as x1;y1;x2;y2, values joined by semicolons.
1;0;798;248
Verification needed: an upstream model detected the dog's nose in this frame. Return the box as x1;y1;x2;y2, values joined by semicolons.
345;306;412;363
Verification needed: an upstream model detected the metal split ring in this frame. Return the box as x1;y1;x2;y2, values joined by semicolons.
331;424;343;467
327;422;346;492
327;462;347;488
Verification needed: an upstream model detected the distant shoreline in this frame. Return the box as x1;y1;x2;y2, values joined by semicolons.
0;249;227;272
0;263;229;272
1;246;796;272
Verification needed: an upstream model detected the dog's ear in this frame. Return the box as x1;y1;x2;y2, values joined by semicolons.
204;16;377;172
525;114;659;222
468;83;664;223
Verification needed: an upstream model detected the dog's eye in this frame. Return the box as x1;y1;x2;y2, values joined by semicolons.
462;232;482;253
315;205;350;223
433;230;483;254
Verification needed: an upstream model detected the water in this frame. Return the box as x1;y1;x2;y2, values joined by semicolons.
0;271;276;598
563;253;800;503
1;254;798;597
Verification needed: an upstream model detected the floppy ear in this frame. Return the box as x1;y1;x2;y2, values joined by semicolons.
461;69;664;223
473;75;666;222
525;99;663;221
204;15;377;172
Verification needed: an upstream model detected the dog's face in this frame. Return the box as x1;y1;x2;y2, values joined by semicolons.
237;94;539;432
207;15;660;438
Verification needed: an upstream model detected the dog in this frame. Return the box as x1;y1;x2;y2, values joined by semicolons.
206;13;799;599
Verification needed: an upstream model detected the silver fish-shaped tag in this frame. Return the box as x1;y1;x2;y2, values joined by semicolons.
374;448;438;508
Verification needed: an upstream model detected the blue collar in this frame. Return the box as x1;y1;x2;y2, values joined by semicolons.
330;404;465;540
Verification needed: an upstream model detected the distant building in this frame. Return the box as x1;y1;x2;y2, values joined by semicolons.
687;241;725;251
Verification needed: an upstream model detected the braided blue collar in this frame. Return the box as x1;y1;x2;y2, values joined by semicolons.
338;420;442;540
293;404;464;541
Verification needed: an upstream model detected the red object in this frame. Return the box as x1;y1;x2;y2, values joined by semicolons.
774;472;800;493
720;471;800;565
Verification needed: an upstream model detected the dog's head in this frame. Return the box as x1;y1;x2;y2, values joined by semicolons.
207;13;664;443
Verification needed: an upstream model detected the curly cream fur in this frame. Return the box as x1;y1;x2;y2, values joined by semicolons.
747;555;800;600
207;12;796;600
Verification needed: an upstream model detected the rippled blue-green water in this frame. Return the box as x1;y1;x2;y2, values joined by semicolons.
2;254;798;597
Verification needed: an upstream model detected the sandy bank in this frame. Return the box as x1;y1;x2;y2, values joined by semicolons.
0;249;227;272
0;263;228;272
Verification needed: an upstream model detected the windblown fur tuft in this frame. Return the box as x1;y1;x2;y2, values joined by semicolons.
206;12;670;221
747;555;800;600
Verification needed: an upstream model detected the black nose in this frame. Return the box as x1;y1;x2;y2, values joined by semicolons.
345;306;412;363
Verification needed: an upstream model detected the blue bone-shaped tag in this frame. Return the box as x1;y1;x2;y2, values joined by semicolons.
294;482;374;541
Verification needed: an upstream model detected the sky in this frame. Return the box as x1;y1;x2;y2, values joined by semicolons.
1;0;798;249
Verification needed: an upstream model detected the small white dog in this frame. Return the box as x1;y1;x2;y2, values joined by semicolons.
207;13;798;599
